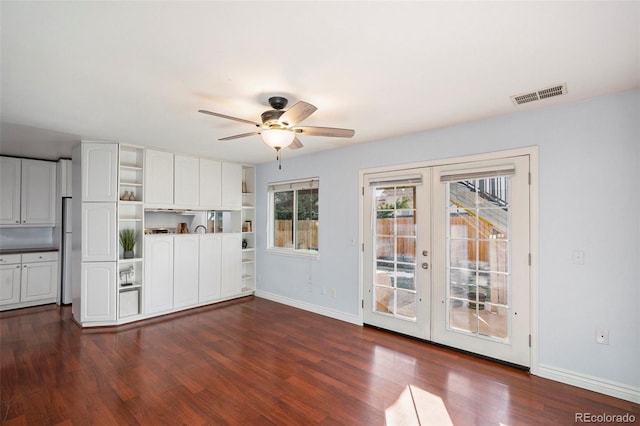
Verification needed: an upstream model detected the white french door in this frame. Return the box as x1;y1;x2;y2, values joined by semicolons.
362;154;531;367
363;169;432;340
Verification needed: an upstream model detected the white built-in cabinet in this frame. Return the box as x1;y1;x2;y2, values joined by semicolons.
73;141;119;325
173;235;199;309
199;159;222;208
144;235;174;315
198;234;222;303
0;252;58;310
221;233;242;297
174;155;200;207
144;149;174;206
81;262;116;322
81;203;117;262
81;144;118;202
221;162;242;209
0;157;21;225
0;157;56;226
0;262;21;305
72;141;250;327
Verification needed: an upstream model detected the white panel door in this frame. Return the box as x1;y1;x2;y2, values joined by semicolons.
144;149;174;206
82;142;118;202
81;203;117;262
144;235;174;315
0;157;21;225
0;264;21;305
221;162;242;209
21;261;58;302
21;159;56;225
220;233;242;297
199;159;222;208
199;234;221;303
81;262;116;322
173;235;199;309
174;155;200;207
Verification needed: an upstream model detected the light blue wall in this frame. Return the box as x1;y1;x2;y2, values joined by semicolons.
255;90;639;391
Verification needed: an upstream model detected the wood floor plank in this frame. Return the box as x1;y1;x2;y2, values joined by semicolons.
1;296;638;425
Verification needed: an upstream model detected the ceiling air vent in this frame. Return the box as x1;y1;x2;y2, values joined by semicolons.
511;83;567;105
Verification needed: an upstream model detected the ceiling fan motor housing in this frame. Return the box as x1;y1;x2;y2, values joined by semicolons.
261;109;285;126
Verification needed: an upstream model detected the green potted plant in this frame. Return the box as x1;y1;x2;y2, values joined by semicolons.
119;229;137;259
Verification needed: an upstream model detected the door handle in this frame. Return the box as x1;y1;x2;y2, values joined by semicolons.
421;263;429;269
422;250;429;256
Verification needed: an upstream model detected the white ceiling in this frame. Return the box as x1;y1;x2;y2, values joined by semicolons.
1;1;638;164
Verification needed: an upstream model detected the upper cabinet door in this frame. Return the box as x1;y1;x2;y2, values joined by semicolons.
0;157;21;225
82;143;118;202
199;158;221;209
144;149;174;206
174;155;200;207
20;159;56;225
221;162;242;209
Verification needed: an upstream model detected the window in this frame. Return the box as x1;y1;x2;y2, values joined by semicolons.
268;178;319;255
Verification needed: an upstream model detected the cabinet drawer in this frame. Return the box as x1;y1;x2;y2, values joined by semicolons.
0;254;21;265
22;251;58;263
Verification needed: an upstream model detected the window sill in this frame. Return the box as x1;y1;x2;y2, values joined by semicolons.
266;248;320;260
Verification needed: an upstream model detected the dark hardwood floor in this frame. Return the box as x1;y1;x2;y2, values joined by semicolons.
1;296;638;425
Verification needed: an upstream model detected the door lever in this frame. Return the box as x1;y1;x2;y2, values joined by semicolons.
422;250;429;256
421;263;429;269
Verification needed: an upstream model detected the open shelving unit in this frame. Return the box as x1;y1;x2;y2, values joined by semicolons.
118;145;145;319
241;165;256;293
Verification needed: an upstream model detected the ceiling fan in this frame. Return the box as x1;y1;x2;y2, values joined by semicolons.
198;96;355;168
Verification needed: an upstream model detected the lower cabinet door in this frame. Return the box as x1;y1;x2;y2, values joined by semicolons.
173;235;199;309
221;234;242;298
81;262;116;322
21;261;58;302
199;234;221;303
144;236;174;315
0;264;21;305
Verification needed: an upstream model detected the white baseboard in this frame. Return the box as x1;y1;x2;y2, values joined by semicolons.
255;290;362;326
537;364;640;404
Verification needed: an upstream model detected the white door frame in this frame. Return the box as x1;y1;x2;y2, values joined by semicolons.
358;146;539;374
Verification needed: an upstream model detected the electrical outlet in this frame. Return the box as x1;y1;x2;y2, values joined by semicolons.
330;289;336;298
596;328;609;345
308;278;312;293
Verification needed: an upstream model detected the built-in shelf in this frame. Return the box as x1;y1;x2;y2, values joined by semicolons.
119;257;143;263
120;181;143;187
119;218;143;222
120;164;142;171
119;282;142;290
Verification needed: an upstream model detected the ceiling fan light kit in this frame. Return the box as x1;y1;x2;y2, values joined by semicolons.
199;96;355;169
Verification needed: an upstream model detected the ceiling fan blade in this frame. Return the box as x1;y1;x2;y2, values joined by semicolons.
198;109;260;127
288;136;304;150
278;101;317;127
219;131;260;141
294;126;355;138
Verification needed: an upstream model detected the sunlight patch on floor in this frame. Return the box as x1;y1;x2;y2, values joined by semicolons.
385;384;453;426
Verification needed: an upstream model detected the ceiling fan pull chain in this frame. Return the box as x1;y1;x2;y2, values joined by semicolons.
276;147;282;169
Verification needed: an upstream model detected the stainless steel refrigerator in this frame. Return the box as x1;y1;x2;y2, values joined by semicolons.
61;197;72;304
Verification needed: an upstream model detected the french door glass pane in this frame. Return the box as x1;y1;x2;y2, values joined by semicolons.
446;176;512;342
373;185;417;320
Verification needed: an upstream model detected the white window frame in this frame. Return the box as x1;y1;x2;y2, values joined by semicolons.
267;177;320;258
